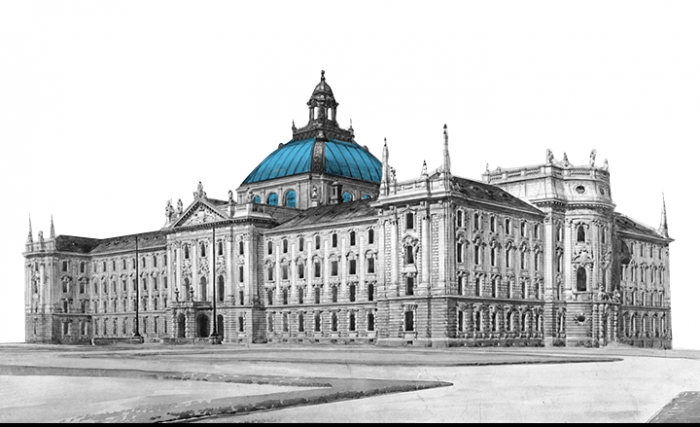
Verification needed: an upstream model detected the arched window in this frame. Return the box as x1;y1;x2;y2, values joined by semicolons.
368;312;375;331
557;226;563;242
342;192;353;203
331;312;338;331
576;267;587;292
200;276;208;300
254;195;261;204
315;235;321;250
217;275;224;302
285;190;297;208
534;225;540;239
577;226;586;242
406;212;414;230
297;262;304;279
267;193;278;206
314;312;321;331
474;246;480;265
506;248;512;268
490;247;497;267
475;277;481;297
458;311;464;332
363;194;371;200
475;311;482;332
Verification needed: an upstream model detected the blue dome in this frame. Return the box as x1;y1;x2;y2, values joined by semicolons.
242;138;382;184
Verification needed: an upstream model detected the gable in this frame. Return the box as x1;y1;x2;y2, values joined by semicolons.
170;199;228;228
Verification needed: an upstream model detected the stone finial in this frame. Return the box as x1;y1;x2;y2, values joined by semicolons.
443;124;451;176
320;70;325;81
50;215;55;239
27;215;33;244
659;193;669;238
382;138;390;186
292;120;296;132
602;158;609;171
38;230;44;243
561;153;570;167
228;190;234;204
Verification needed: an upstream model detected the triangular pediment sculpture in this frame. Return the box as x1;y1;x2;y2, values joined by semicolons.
169;199;228;229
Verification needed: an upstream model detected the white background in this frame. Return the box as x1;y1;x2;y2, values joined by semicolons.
1;1;698;348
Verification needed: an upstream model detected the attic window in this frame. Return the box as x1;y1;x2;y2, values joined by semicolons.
576;186;586;194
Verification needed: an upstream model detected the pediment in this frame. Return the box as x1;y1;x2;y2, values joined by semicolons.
169;199;228;228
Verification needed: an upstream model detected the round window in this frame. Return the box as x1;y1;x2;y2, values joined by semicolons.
575;186;586;194
599;186;606;195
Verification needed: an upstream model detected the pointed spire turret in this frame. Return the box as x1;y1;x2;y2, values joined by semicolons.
442;124;451;176
382;137;390;184
659;193;669;238
27;215;33;244
50;215;55;239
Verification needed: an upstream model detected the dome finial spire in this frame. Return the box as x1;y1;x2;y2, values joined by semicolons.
321;70;325;81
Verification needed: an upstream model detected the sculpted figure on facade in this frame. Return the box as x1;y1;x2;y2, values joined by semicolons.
165;200;174;222
546;149;554;164
176;199;183;216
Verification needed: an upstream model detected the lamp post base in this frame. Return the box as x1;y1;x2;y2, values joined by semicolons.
209;334;221;345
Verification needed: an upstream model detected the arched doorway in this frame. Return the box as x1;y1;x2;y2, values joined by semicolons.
197;314;209;337
217;314;224;341
177;313;186;338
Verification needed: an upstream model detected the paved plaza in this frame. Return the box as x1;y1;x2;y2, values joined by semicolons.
0;343;698;423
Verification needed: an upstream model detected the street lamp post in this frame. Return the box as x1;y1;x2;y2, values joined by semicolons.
133;234;142;342
210;225;221;345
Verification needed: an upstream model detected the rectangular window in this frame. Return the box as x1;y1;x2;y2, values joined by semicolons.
299;237;304;252
332;234;338;248
298;263;304;279
367;313;375;331
331;261;338;276
314;262;321;278
332;286;338;303
349;284;356;302
239;241;244;255
349;313;356;331
505;219;511;235
298;288;304;304
368;283;374;301
406;213;414;230
62;261;68;272
349;259;356;275
475;277;481;297
315;287;321;304
350;232;356;246
238;316;244;332
282;265;289;280
239;266;244;283
367;257;375;274
239;291;244;306
368;229;374;244
406;277;414;296
405;311;414;332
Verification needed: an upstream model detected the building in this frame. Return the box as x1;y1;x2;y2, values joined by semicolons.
23;72;674;348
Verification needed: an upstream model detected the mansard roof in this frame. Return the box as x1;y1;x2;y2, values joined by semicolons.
89;231;167;254
452;176;544;216
274;199;376;231
614;213;672;243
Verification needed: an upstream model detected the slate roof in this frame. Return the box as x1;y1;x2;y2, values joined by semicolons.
614;213;669;241
53;231;167;255
453;176;544;216
274;199;377;231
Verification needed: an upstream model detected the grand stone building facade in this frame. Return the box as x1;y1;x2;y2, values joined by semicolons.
23;72;674;348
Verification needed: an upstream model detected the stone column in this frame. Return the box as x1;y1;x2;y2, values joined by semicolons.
390;217;399;296
421;212;431;288
340;237;347;299
324;238;330;303
563;219;573;296
226;237;233;304
359;232;366;300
